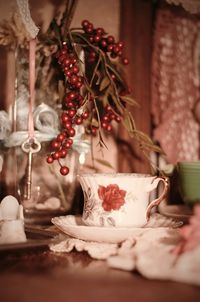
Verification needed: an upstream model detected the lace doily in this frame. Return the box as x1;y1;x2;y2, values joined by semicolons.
166;0;200;14
49;213;182;260
49;213;200;286
16;0;39;38
151;5;200;163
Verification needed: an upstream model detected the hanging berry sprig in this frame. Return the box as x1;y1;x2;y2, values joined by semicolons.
45;17;160;175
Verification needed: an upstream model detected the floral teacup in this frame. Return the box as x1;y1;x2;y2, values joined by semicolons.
77;173;169;228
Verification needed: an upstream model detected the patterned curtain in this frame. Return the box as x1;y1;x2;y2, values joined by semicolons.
151;2;200;164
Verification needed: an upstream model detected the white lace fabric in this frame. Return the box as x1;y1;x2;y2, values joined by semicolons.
16;0;39;38
49;213;200;286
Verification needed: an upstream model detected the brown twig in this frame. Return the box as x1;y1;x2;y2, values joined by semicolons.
62;0;79;38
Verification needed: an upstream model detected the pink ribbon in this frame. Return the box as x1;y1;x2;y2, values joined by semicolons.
28;38;36;139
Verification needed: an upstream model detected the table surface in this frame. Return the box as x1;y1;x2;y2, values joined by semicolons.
0;242;200;302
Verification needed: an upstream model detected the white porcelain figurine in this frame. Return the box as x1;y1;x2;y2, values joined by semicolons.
0;195;27;244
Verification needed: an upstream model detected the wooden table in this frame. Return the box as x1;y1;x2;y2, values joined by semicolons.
0;245;199;302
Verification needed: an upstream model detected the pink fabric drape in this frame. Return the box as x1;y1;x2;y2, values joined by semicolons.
151;4;200;164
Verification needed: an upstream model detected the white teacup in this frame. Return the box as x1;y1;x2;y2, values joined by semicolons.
78;173;169;228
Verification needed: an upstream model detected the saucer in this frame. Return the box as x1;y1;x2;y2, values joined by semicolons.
51;215;152;243
158;200;193;223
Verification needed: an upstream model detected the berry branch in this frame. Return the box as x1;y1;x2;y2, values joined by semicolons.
43;17;160;175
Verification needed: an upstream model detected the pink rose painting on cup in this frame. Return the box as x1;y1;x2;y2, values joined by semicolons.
98;184;126;211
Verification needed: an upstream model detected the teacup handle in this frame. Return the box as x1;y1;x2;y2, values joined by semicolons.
146;177;169;221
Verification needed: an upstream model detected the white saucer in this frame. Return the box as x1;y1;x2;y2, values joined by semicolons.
158;200;192;223
51;215;152;243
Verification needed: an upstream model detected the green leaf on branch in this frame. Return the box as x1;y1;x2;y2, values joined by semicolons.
122;113;163;154
106;62;124;84
95;70;102;85
99;94;109;108
58;80;65;102
111;94;124;114
99;77;110;91
122;111;135;134
120;96;139;107
91;118;99;128
94;158;114;170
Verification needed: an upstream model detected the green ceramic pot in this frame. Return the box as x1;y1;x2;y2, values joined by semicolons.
177;161;200;204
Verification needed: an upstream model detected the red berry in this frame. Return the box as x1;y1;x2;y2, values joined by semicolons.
68;101;76;108
70;75;78;84
63;121;72;130
46;155;54;164
71;65;79;74
113;45;120;54
51;140;61;149
69;55;77;64
89;51;96;59
58;55;65;64
68;127;76;137
82;111;89;119
89;36;94;43
78;76;84;83
63;58;70;66
75;81;83;88
75;116;83;125
52;151;60;160
91;127;98;135
96;27;105;35
60;49;67;55
67;138;73;145
59;149;67;158
102;121;108;129
63;141;71;149
109;113;115;120
85;26;93;34
81;20;90;28
107;44;113;52
118;41;124;49
105;105;112;112
68;109;76;118
78;95;84;103
115;115;121;123
88;57;95;63
60;166;69;176
64;66;69;72
102;115;110;122
61;113;71;123
67;91;76;100
107;35;115;44
122;57;129;65
106;124;112;132
65;70;72;77
100;39;107;48
94;35;101;43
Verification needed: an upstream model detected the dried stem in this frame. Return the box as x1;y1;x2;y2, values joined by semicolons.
62;0;79;37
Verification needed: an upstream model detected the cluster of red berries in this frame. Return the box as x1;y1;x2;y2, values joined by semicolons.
101;105;121;132
46;43;90;175
81;20;129;65
46;20;129;175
